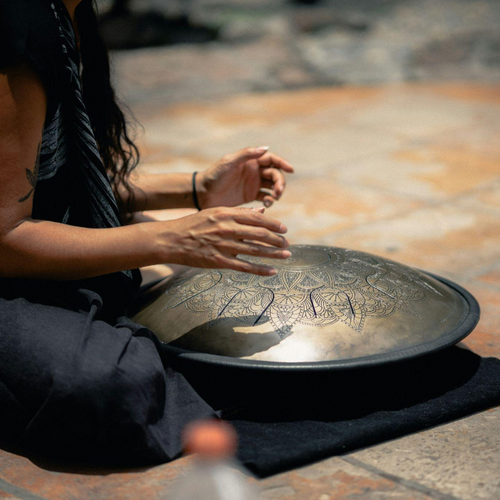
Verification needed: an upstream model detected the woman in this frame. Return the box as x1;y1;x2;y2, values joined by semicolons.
0;0;293;465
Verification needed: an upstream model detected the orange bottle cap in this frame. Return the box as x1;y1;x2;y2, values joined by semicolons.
183;420;238;459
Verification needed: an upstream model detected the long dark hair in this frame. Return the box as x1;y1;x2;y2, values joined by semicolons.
75;0;139;215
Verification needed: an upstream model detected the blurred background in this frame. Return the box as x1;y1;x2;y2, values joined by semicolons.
96;0;500;107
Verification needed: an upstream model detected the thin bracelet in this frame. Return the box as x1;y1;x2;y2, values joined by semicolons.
192;171;202;211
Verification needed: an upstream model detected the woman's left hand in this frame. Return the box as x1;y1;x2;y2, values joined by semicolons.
196;146;294;209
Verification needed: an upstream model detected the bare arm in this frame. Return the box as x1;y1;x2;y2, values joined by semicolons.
121;171;197;212
195;148;294;209
0;63;166;279
119;150;294;213
0;63;290;281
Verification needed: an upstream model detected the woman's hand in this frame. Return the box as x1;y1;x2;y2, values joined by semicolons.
155;206;290;276
196;147;294;209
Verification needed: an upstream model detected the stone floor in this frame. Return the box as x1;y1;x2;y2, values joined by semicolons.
1;83;500;498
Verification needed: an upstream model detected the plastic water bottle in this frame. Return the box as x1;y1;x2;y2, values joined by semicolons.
169;420;259;500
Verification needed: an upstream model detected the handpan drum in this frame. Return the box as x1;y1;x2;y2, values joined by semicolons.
131;245;480;371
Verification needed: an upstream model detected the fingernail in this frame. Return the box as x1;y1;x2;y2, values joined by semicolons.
255;146;269;154
252;207;265;212
267;268;277;276
264;200;272;208
283;250;292;258
279;224;287;233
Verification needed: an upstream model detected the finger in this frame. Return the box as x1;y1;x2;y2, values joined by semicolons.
216;255;277;276
256;191;275;208
261;167;286;199
221;241;291;260
223;146;270;165
233;256;277;276
257;152;294;173
260;179;274;190
252;206;266;214
234;224;289;248
232;209;287;234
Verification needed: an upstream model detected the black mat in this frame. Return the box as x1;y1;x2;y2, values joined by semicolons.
184;347;500;478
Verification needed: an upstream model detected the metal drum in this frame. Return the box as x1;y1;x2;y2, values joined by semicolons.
131;245;480;372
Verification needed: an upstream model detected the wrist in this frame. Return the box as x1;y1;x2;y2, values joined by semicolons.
147;220;186;266
138;221;171;265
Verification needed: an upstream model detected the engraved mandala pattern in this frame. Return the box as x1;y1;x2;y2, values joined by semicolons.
161;246;433;338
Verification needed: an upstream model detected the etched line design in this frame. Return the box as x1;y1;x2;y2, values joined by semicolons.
161;246;429;338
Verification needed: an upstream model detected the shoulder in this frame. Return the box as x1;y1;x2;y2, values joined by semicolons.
0;0;62;118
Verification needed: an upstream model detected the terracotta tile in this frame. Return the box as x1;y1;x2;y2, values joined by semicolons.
351;407;500;500
404;147;500;197
164;87;383;127
351;85;478;137
423;84;500;106
136;86;401;175
335;150;445;201
0;450;195;500
459;180;500;216
327;201;500;277
140;112;402;177
478;266;500;288
137;155;210;174
460;283;500;358
267;179;423;242
0;489;22;499
430;118;500;160
335;145;500;201
259;457;433;499
140;111;236;153
135;88;379;147
207;125;401;177
475;187;500;214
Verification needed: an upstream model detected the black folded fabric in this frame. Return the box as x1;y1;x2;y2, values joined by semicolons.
202;347;500;477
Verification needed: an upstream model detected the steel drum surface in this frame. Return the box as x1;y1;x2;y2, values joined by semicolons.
131;245;479;370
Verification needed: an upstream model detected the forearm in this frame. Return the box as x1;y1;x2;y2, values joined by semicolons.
122;172;202;212
0;218;163;280
0;207;291;281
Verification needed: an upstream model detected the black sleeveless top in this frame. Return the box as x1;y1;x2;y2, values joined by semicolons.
0;0;141;319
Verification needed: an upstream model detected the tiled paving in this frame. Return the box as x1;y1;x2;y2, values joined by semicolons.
1;83;499;498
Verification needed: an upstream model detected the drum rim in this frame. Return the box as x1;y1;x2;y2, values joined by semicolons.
161;273;480;372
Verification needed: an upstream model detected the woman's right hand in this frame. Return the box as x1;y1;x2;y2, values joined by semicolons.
154;206;290;276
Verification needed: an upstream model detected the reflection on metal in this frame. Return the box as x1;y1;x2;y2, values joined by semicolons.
132;245;479;366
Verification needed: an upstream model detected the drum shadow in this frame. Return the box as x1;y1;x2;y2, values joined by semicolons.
169;315;283;358
166;345;482;423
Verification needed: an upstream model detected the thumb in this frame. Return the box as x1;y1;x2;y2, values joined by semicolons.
225;146;269;165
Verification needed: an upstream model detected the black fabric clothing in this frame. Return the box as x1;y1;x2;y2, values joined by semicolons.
0;0;217;464
0;291;216;465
